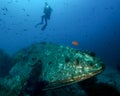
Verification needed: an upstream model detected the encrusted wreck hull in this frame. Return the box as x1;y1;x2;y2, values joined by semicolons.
0;42;104;96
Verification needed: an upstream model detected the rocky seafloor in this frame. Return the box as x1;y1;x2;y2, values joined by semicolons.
0;42;120;96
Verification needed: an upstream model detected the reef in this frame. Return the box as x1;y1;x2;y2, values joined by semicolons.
0;49;13;77
79;77;120;96
0;42;107;96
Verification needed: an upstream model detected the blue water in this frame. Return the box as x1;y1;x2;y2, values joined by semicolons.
0;0;120;68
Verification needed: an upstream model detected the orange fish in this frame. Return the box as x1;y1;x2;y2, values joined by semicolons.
72;41;79;46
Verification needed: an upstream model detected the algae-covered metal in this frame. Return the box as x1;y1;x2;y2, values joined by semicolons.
0;42;104;96
40;44;104;90
11;42;104;90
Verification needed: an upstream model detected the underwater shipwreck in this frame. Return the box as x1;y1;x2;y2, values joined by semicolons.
0;42;104;96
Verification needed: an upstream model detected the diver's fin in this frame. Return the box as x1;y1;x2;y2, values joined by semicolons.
35;22;43;28
41;24;47;31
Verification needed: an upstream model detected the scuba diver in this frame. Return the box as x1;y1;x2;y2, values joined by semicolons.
35;2;52;31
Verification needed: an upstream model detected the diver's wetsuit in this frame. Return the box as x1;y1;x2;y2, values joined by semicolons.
35;2;52;31
41;3;52;31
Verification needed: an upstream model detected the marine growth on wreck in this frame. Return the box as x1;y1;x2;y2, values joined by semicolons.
0;42;104;96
